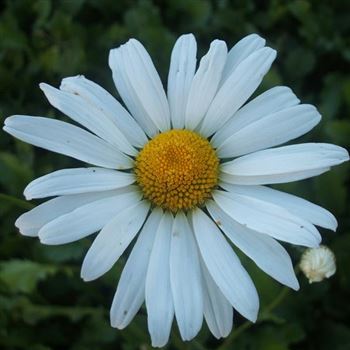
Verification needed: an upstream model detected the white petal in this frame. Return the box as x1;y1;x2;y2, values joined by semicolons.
80;200;150;281
24;168;135;199
15;191;118;237
220;34;266;86
207;200;299;290
221;183;337;231
200;47;277;137
221;143;349;185
170;212;203;341
60;75;148;148
39;188;141;245
40;83;137;156
185;40;227;130
145;212;174;347
191;208;259;322
3;116;132;169
201;259;233;339
217;104;321;158
212;86;300;148
109;39;170;134
109;48;158;137
167;34;197;129
213;190;321;247
110;208;162;329
220;167;330;186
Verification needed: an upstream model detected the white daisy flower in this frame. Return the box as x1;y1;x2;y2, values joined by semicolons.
3;33;349;346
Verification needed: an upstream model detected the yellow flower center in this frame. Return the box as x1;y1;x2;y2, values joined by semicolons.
135;129;219;212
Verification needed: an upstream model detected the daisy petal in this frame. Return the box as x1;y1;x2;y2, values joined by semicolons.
60;75;148;148
109;48;158;137
80;200;150;281
39;188;141;245
3;116;133;169
217;104;321;158
212;86;300;148
40;83;137;156
213;190;321;247
109;39;170;134
24;168;135;200
221;183;337;231
146;212;174;348
110;208;162;329
220;168;330;186
200;47;277;137
185;40;227;130
167;34;197;129
221;143;349;185
207;200;299;290
15;191;118;237
221;33;266;86
201;259;233;339
170;212;203;341
191;208;259;322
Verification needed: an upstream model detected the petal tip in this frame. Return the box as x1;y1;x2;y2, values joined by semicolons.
110;317;125;330
14;217;22;229
151;340;168;348
249;311;258;323
39;82;50;91
270;48;277;60
287;275;300;291
38;236;49;245
3;118;9;127
330;223;338;232
80;272;93;282
3;115;16;127
19;229;36;238
23;187;32;200
184;32;195;39
342;148;350;161
80;264;98;282
38;230;56;245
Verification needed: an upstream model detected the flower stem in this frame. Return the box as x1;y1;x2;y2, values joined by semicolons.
217;285;290;350
264;286;290;314
0;193;34;210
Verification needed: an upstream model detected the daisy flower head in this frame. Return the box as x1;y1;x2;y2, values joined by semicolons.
300;245;336;283
3;33;349;347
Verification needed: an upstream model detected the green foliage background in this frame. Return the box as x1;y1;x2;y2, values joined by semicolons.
0;0;349;349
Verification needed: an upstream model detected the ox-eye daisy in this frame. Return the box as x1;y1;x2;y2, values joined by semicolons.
3;34;349;347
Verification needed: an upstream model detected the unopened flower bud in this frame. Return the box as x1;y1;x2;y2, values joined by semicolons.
300;246;336;283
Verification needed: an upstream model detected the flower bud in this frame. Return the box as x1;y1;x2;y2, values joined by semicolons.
300;246;336;283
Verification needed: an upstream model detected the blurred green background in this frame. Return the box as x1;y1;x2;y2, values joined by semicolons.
0;0;349;349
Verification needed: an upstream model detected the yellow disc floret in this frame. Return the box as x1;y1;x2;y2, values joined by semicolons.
135;129;219;212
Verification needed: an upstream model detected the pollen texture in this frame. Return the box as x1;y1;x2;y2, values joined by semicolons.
135;129;219;212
